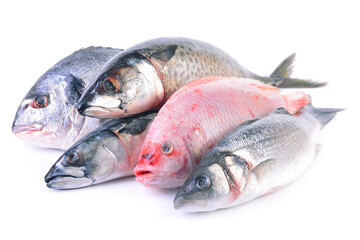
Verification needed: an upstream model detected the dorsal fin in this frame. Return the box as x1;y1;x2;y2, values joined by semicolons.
270;53;295;78
270;107;291;115
239;118;259;127
150;44;178;64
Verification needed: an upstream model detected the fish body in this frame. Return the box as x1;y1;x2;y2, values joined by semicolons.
12;47;122;150
173;105;342;212
45;112;156;189
134;77;311;188
77;37;323;118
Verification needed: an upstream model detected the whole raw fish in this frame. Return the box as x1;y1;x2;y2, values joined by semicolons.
12;47;122;150
45;112;156;189
77;37;324;118
173;105;342;212
134;76;311;188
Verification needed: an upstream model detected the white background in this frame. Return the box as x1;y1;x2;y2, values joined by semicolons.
1;0;359;239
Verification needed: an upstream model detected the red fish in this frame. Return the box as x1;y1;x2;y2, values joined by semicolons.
134;77;310;188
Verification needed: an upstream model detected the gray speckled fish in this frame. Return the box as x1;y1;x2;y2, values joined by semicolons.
12;47;122;150
45;111;156;189
77;37;325;118
174;104;342;212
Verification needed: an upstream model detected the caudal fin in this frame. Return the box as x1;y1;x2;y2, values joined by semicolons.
300;104;344;128
269;53;326;88
282;91;311;114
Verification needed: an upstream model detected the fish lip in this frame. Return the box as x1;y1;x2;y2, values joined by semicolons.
173;201;185;210
45;174;78;184
173;191;186;210
173;196;192;211
78;106;114;118
45;175;92;190
134;166;155;182
12;124;44;135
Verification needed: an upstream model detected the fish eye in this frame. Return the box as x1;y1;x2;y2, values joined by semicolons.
33;95;49;108
195;175;211;190
102;75;120;93
161;142;173;155
66;152;82;165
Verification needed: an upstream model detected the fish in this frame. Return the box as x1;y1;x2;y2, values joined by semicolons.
12;46;122;150
45;111;156;189
134;76;312;189
77;37;324;118
173;105;342;212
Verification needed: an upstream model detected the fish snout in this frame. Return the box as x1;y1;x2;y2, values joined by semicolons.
77;93;117;118
12;100;44;135
12;123;44;136
133;162;156;185
77;93;95;115
173;193;186;210
45;162;89;189
134;160;154;176
134;153;156;175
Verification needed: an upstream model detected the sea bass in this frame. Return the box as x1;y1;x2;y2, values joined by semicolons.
12;47;122;150
173;105;342;212
134;77;311;189
77;37;324;118
45;112;156;189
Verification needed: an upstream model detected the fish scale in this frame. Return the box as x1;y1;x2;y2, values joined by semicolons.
174;105;342;212
12;46;122;150
135;76;311;189
45;112;157;189
78;37;325;119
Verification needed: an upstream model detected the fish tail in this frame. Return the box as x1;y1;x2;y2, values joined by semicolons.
301;104;344;128
282;91;311;114
268;53;327;88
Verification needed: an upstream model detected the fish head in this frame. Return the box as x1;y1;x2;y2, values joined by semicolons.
173;154;250;212
134;131;193;188
45;129;128;189
12;74;86;149
77;53;164;118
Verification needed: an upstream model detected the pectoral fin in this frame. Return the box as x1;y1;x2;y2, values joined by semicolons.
252;158;286;195
252;158;278;181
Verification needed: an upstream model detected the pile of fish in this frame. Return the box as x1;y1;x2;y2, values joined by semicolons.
12;37;341;212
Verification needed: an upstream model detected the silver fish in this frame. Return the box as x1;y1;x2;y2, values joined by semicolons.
45;111;156;189
77;37;325;118
174;105;342;212
12;47;122;150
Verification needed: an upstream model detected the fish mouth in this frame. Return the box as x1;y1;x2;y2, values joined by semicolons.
173;190;187;210
173;200;207;212
45;174;76;183
134;170;154;177
173;198;186;210
12;124;44;136
45;165;91;189
173;193;209;212
134;166;157;185
45;174;93;190
78;105;114;118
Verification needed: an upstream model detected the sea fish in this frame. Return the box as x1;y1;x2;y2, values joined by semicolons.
134;76;311;189
12;46;122;150
77;37;324;118
173;105;342;212
45;111;156;189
